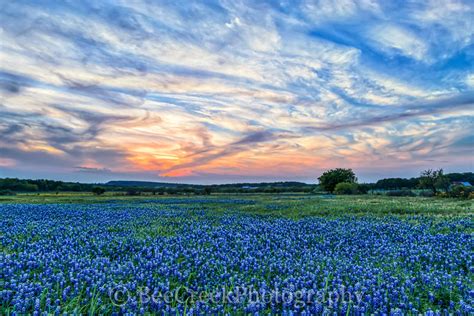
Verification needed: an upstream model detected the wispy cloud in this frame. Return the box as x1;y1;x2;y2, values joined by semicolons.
365;23;428;61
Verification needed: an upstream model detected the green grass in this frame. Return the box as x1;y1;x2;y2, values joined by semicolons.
1;192;472;218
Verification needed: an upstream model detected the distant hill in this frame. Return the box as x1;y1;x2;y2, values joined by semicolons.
0;178;313;194
106;180;309;188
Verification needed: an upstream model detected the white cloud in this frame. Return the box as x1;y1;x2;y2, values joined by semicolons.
466;74;474;88
302;0;382;23
366;23;429;61
412;0;474;46
225;17;242;29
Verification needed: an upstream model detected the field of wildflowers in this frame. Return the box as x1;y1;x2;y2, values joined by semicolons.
1;196;473;315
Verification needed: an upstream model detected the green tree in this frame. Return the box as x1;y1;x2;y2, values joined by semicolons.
357;183;374;194
375;177;418;190
318;168;357;193
435;175;451;193
92;187;106;195
419;169;447;195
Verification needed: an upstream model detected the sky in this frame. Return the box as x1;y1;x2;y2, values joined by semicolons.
0;0;473;184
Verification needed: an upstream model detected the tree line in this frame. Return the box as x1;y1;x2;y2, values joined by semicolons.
0;170;472;197
318;169;473;198
0;178;315;195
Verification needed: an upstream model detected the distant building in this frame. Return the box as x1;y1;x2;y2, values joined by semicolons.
452;181;472;187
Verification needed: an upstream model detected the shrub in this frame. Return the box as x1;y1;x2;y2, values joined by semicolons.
126;189;141;196
357;183;374;194
449;185;474;199
92;187;106;195
0;189;16;196
334;182;359;195
386;190;416;197
419;190;434;197
436;192;448;198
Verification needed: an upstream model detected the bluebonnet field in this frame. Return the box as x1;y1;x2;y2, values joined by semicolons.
1;197;473;315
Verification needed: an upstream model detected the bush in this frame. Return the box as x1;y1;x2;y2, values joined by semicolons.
386;190;416;197
334;182;359;195
0;189;16;196
126;189;141;196
92;187;106;195
419;191;434;197
357;183;374;194
436;192;448;198
449;185;474;199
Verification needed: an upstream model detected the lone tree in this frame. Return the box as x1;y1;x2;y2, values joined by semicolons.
419;169;449;195
318;168;357;193
92;187;106;195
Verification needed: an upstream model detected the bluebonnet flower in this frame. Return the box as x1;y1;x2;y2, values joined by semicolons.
0;203;472;314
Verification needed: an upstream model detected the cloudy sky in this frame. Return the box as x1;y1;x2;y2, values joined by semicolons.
0;0;473;183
